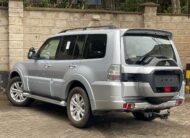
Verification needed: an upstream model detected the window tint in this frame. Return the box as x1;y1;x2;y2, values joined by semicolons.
38;38;60;60
73;35;86;59
57;36;77;60
84;34;107;59
124;36;176;65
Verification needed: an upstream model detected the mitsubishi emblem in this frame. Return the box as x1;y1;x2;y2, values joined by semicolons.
165;61;170;66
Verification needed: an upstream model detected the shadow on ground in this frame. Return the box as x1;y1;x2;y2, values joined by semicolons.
0;92;190;138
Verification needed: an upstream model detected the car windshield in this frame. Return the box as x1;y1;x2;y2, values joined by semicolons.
124;36;176;65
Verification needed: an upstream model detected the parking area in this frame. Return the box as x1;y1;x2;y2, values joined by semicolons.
0;91;190;138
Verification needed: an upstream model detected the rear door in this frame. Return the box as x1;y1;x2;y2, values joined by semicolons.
48;35;86;99
121;29;181;98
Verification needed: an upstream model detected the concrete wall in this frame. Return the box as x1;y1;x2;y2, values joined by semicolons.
23;10;143;58
0;8;8;71
155;15;190;66
1;0;190;75
22;7;190;67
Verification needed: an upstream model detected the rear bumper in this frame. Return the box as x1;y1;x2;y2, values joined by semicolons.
95;98;184;111
131;100;176;111
92;81;185;111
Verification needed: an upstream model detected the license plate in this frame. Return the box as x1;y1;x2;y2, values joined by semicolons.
155;75;179;87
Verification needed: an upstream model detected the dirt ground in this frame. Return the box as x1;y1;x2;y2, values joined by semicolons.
0;91;190;138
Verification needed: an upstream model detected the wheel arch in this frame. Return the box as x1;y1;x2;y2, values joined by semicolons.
9;69;28;91
65;77;96;110
9;71;21;79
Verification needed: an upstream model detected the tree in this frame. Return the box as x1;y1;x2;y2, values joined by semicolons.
171;0;181;14
102;0;115;10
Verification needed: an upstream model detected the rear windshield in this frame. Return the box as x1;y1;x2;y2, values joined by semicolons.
124;36;176;65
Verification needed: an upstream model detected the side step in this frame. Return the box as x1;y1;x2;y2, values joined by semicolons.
23;93;67;107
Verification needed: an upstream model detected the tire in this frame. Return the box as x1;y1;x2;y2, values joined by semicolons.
67;87;92;128
132;111;158;121
6;77;33;106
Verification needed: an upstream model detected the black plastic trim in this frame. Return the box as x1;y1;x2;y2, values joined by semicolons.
121;69;183;93
124;29;172;39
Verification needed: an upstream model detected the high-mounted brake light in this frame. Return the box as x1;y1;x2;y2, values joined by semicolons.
107;64;121;81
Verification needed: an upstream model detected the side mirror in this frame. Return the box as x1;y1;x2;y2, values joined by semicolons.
28;47;36;59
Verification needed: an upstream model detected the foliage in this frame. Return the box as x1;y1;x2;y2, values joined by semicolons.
24;0;57;8
181;0;190;14
0;0;8;7
23;0;82;9
23;0;158;12
118;0;156;12
1;0;190;14
159;0;190;14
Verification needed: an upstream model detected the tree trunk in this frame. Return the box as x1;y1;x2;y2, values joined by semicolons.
171;0;181;14
102;0;115;10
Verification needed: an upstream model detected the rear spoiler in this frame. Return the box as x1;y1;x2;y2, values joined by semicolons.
124;29;172;39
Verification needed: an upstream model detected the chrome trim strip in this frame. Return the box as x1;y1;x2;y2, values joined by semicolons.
52;79;65;83
28;76;51;81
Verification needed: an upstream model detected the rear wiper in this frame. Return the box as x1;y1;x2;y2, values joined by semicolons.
135;55;169;65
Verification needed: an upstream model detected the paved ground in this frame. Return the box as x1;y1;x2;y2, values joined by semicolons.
0;91;190;138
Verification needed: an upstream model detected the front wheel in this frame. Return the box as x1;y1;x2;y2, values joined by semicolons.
67;87;92;128
6;77;33;106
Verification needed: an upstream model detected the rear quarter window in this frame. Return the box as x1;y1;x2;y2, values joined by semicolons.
84;34;107;59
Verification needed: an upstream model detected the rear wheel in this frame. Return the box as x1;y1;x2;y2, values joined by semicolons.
67;87;92;128
132;110;159;121
6;77;33;106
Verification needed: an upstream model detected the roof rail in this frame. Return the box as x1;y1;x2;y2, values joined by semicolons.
59;26;117;33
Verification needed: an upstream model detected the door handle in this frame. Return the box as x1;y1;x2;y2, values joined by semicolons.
44;64;52;68
69;64;77;69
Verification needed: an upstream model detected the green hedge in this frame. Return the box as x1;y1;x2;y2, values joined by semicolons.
22;0;151;12
24;0;69;8
1;0;189;14
0;0;8;7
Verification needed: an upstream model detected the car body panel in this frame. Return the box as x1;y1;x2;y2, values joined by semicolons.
8;28;185;111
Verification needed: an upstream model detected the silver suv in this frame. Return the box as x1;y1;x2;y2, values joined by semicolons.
6;26;185;128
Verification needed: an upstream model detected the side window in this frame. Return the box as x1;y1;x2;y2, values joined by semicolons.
73;35;86;59
84;34;107;59
38;38;60;60
57;35;77;60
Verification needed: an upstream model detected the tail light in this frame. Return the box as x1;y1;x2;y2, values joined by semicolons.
107;64;121;81
123;103;135;110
